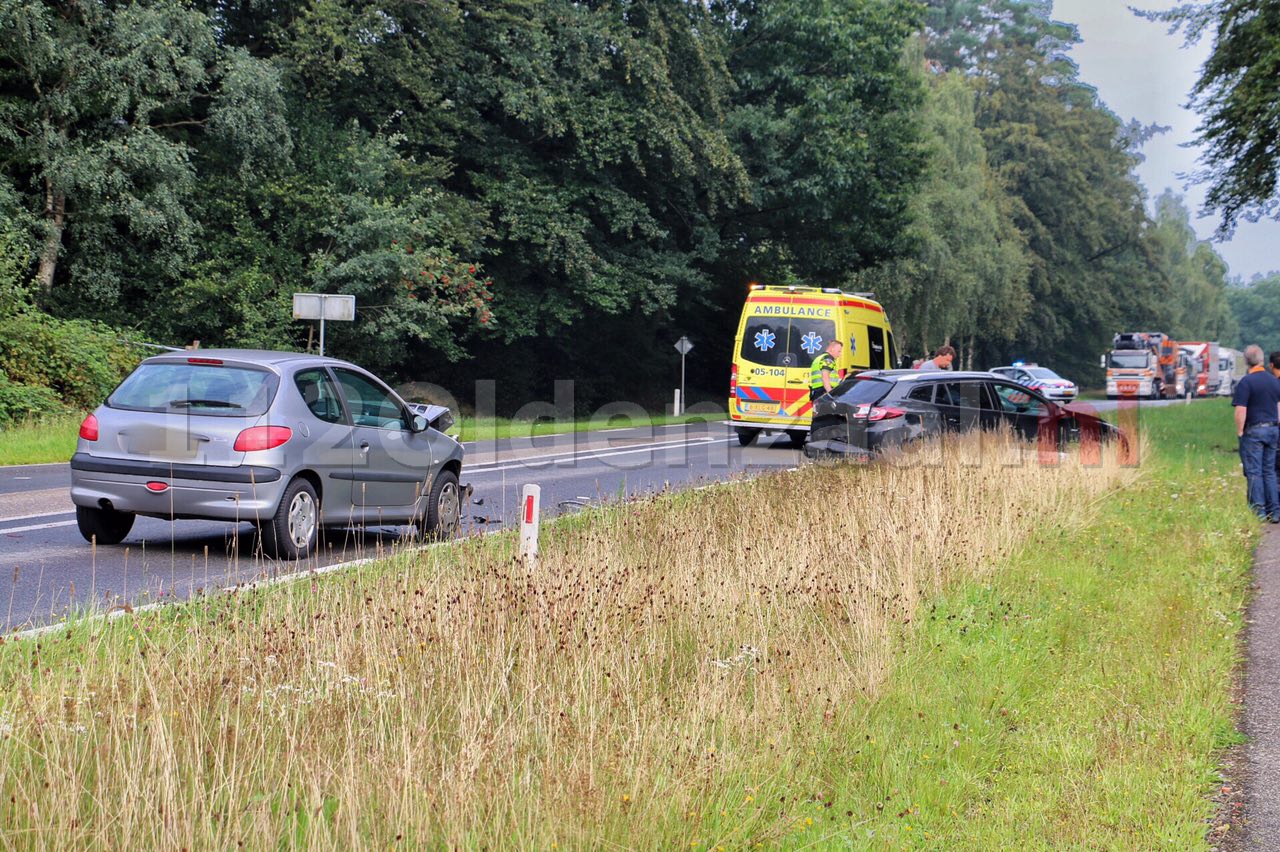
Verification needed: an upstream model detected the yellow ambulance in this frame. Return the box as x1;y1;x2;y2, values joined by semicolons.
729;284;898;446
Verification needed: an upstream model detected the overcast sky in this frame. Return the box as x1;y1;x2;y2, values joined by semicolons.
1052;0;1278;281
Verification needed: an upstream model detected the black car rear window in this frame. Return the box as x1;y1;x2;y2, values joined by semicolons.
109;362;277;417
831;377;891;405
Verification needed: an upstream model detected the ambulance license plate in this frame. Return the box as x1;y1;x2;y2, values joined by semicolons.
1118;382;1138;394
743;402;778;414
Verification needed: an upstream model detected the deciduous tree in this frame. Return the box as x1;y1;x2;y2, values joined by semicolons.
0;0;288;311
1140;1;1280;233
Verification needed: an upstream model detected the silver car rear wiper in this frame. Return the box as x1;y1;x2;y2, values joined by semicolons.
168;399;244;409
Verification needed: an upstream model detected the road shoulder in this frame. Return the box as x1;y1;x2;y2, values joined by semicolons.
1228;523;1280;849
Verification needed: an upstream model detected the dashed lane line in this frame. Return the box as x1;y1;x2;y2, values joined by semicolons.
0;509;75;524
1;519;77;535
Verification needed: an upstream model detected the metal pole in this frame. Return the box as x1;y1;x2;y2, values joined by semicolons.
319;314;326;357
680;352;686;416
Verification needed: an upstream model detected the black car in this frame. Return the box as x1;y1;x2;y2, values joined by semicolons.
804;370;1121;459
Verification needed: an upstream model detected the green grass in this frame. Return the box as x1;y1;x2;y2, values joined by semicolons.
0;410;723;467
0;414;83;465
810;399;1254;847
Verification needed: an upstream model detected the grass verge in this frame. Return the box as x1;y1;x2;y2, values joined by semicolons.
0;414;83;466
0;403;1254;848
816;398;1254;847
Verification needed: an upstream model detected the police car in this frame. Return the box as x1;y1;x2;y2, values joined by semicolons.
989;363;1078;402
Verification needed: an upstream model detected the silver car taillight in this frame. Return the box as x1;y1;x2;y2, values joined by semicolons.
233;426;292;452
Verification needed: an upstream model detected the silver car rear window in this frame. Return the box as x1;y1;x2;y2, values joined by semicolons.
108;362;277;416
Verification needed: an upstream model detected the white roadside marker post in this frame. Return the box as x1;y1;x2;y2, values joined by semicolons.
519;484;541;568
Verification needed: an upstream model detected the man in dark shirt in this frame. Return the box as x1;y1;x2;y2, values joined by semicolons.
1270;350;1280;487
1232;344;1280;521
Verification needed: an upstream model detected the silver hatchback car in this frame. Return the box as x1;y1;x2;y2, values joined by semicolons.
70;350;465;559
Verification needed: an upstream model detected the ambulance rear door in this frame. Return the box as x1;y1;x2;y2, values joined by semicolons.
841;299;893;373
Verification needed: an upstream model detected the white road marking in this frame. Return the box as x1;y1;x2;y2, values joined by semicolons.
0;509;75;524
467;435;713;470
0;520;77;534
467;437;732;474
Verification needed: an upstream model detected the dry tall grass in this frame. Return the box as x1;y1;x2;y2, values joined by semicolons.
0;433;1135;848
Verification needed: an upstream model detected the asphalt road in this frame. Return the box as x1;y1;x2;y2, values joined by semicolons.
0;421;802;630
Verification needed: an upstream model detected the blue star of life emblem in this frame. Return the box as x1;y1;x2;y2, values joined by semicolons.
800;331;823;355
754;329;776;351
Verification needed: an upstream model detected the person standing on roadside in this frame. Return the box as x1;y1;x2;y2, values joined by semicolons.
1268;351;1280;487
808;339;844;401
916;344;955;372
1232;344;1280;522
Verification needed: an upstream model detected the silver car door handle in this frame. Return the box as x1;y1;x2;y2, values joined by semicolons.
359;441;370;455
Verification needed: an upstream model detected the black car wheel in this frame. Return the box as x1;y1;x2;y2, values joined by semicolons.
785;429;807;448
420;469;461;541
262;477;319;560
75;505;135;545
735;427;759;446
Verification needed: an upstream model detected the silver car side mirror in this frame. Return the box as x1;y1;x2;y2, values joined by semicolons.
411;414;428;433
407;403;455;434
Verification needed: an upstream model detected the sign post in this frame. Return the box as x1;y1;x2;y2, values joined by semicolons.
292;293;356;356
674;336;693;416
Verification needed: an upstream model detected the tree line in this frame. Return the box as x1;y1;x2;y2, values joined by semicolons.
0;0;1247;414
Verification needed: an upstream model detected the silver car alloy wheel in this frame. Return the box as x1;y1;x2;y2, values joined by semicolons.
437;480;460;533
287;490;317;548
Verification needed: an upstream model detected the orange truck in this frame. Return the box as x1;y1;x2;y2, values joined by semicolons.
1178;341;1220;396
1103;332;1189;400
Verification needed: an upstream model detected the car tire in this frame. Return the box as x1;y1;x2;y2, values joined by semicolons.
735;428;759;447
785;429;807;448
262;477;319;560
75;505;135;545
420;469;461;541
